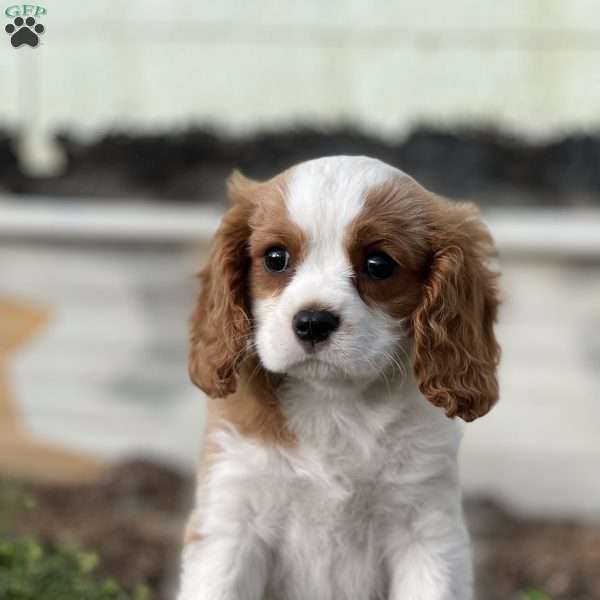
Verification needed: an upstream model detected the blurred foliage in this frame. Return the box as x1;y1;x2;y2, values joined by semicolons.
0;483;151;600
0;483;37;532
4;125;600;206
0;538;150;600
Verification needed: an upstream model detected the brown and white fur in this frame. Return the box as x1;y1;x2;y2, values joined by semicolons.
179;156;500;600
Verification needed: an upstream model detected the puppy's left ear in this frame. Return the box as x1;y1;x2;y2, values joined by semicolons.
412;198;501;422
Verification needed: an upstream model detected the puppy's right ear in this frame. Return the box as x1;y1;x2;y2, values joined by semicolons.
189;171;257;398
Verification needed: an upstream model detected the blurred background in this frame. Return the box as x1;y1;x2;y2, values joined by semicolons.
1;2;599;599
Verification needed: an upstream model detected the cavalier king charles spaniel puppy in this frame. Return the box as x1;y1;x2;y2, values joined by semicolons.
179;156;500;600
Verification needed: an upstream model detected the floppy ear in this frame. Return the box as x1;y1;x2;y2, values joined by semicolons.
189;172;256;398
412;199;500;422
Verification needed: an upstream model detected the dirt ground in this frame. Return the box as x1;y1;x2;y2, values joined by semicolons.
1;460;599;600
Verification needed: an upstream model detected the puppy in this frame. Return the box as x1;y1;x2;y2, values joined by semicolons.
179;156;500;600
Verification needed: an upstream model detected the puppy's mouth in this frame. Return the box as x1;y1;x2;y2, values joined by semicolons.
286;355;353;381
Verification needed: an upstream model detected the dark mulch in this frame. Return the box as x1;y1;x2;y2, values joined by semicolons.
0;461;194;600
1;461;599;600
467;499;600;600
2;126;600;207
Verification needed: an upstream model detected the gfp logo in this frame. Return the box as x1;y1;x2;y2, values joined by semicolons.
5;4;46;47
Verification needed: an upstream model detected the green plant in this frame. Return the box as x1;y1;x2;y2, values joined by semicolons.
0;484;36;533
0;538;150;600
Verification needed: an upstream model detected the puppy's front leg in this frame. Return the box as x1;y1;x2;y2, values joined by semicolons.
385;509;473;600
178;519;270;600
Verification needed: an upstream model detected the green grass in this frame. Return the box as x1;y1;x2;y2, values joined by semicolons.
0;538;150;600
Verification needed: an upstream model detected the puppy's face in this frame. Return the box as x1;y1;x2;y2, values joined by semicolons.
190;156;500;422
249;158;426;384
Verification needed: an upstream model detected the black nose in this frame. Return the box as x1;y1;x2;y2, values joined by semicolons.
292;309;340;345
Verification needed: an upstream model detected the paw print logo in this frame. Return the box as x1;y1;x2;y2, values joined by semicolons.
5;16;45;48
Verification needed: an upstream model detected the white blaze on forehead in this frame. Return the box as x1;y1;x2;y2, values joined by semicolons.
285;156;401;245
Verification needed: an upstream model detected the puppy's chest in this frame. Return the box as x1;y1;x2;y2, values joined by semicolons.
262;441;395;600
280;443;391;521
269;396;406;531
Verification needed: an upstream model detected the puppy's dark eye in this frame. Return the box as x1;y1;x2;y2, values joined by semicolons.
264;246;290;272
365;251;396;280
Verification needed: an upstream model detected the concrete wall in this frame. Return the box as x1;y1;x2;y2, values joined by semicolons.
2;1;600;171
0;236;206;477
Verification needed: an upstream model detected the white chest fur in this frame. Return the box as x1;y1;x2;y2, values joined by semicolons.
181;379;471;600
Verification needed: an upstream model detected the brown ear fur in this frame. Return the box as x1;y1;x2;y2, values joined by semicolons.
412;198;500;422
188;172;257;398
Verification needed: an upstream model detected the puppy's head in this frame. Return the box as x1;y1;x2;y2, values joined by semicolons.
190;156;500;422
